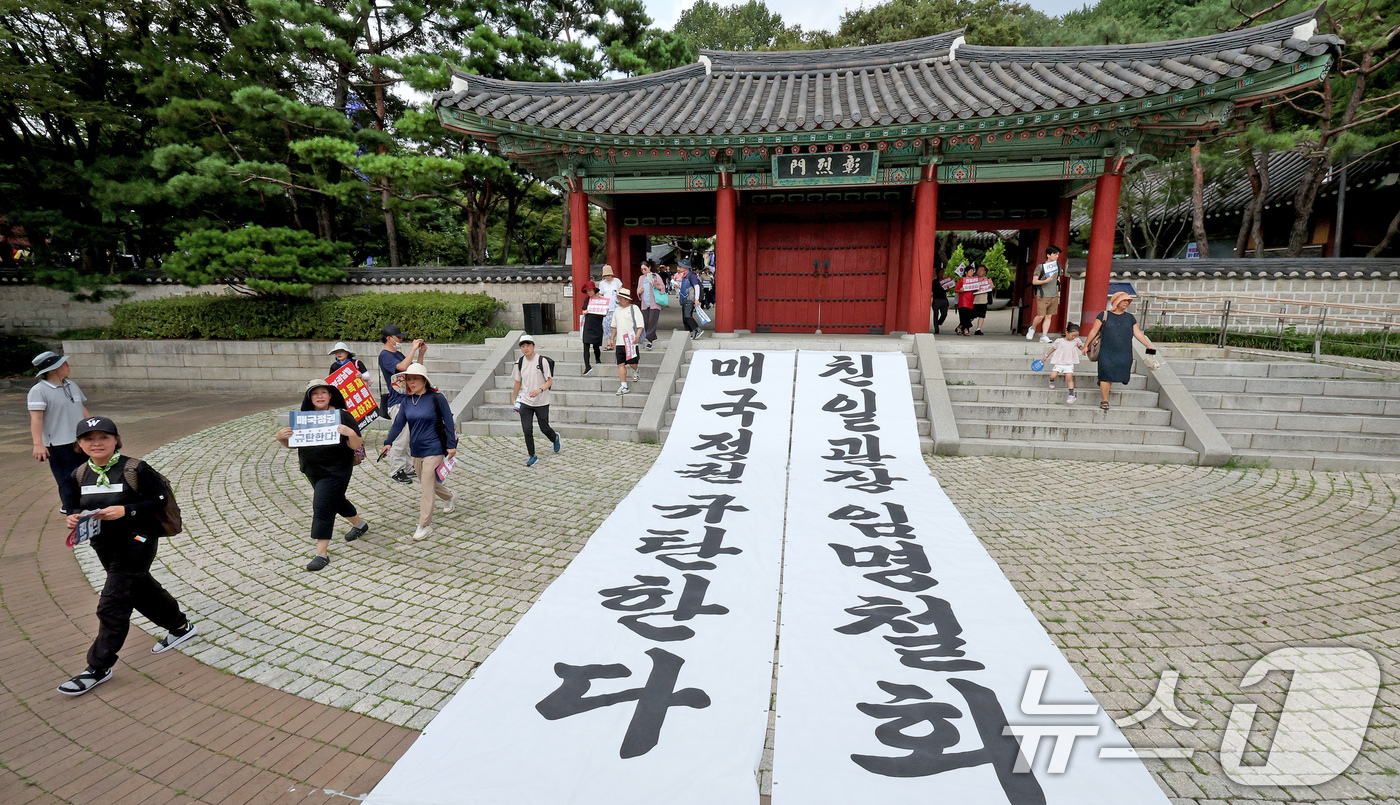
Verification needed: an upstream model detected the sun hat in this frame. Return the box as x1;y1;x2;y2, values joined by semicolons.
393;362;433;387
32;351;69;376
75;416;118;439
305;378;336;393
327;341;353;355
601;265;615;277
580;281;597;294
1109;291;1134;310
617;288;633;301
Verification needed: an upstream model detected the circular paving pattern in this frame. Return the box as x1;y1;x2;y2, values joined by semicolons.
78;410;1400;801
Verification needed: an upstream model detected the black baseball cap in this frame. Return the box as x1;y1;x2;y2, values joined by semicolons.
380;324;405;338
75;416;119;439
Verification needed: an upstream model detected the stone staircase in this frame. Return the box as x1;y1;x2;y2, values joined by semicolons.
664;336;931;448
939;339;1202;464
1174;357;1400;472
424;343;493;397
457;333;671;442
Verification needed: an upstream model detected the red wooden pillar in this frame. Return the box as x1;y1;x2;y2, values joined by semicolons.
906;165;939;334
569;188;590;332
1081;170;1122;328
1050;196;1072;332
715;175;737;333
605;207;623;282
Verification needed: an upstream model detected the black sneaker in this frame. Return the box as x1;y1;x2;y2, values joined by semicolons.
390;469;413;484
307;554;330;572
344;522;370;542
583;365;594;376
974;329;984;336
152;622;199;654
58;667;111;696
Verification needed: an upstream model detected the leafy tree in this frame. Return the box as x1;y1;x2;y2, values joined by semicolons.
163;226;350;296
675;0;789;51
947;243;969;273
982;240;1013;290
836;0;1047;48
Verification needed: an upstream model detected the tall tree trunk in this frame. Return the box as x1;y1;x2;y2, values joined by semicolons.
1370;208;1400;257
1235;150;1262;257
315;200;334;242
1286;153;1328;256
1189;140;1210;257
502;196;519;265
1251;153;1270;258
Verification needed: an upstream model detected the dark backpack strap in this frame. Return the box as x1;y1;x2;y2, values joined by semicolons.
123;458;142;491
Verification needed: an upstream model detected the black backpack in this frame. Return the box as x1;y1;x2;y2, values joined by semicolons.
516;354;555;377
73;458;183;536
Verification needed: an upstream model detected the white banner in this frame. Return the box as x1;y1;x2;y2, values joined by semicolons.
367;351;795;805
772;351;1169;805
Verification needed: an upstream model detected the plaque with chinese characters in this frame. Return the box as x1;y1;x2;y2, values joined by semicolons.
772;152;879;186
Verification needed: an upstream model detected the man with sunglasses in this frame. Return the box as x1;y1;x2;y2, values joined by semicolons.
28;351;89;514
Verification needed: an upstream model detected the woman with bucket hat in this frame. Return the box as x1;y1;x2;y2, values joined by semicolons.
328;342;370;376
58;416;197;696
28;350;89;514
1080;291;1159;411
378;363;457;541
275;379;370;571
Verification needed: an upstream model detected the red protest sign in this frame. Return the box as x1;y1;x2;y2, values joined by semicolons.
327;364;379;426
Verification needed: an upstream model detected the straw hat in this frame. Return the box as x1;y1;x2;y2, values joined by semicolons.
393;362;433;388
601;265;615;277
1109;291;1134;311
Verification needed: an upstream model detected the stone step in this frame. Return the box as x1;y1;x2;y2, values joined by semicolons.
943;369;1147;390
940;355;1102;372
952;401;1174;427
1221;429;1400;456
957;420;1185;446
1174;360;1368;379
473;403;642;426
497;360;663;379
1205;410;1400;435
481;388;649;409
459;420;642;442
947;385;1161;407
1192;392;1400;416
955;437;1199;464
491;375;657;394
1180;376;1400;398
683;350;918;367
1231;449;1400;473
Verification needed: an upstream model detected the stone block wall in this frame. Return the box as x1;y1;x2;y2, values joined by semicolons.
61;339;385;394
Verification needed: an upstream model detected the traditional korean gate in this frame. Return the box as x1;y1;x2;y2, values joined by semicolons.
755;218;889;334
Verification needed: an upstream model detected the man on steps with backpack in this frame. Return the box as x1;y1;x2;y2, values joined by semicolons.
511;335;560;467
57;416;197;697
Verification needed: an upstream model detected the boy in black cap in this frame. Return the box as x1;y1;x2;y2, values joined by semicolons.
28;350;89;513
378;324;427;483
58;416;197;696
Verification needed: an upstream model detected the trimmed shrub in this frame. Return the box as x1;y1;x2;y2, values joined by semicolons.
1;335;51;376
107;291;505;341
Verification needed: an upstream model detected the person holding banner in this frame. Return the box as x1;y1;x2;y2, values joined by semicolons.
57;416;197;696
971;264;992;335
275;380;369;571
579;281;605;375
510;334;560;467
378;325;427;484
378;363;457;541
606;288;646;396
1027;245;1063;343
328;341;370;376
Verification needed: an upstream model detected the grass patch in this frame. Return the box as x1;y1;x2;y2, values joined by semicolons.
1220;456;1272;471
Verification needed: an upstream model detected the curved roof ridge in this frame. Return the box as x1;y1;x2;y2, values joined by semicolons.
700;28;964;72
441;62;708;98
957;5;1324;64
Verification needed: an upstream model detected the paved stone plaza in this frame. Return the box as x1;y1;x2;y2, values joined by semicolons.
8;398;1399;803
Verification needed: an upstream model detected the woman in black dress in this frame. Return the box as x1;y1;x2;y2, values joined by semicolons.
275;379;368;570
1080;292;1158;411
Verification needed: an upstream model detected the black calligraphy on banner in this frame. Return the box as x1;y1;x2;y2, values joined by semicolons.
536;648;712;759
852;679;1046;804
813;353;1041;800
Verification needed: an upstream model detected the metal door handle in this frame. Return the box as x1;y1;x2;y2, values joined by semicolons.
812;259;821;277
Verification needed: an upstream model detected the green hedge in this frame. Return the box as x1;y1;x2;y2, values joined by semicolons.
1;335;51;376
107;291;505;341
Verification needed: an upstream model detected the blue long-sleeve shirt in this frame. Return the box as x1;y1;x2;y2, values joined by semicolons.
384;391;458;457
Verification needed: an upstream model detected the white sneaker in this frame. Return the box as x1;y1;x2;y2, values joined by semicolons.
1026;328;1035;340
1040;334;1052;343
442;493;456;514
412;525;432;541
616;383;629;395
630;369;640;382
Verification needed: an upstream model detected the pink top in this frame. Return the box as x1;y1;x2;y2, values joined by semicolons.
636;274;664;310
1049;337;1083;366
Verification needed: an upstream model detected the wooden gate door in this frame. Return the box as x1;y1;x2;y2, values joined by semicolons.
755;217;889;333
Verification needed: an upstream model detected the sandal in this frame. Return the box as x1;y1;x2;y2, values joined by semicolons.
58;667;112;696
1100;402;1110;411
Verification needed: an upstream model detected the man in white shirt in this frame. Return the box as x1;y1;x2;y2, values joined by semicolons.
607;289;647;395
510;335;559;467
27;351;89;513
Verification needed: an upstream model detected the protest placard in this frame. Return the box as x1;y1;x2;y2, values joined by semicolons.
326;364;379;426
289;410;342;447
66;511;101;548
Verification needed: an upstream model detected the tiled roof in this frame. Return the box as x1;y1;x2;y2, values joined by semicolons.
434;8;1339;136
1063;258;1400;278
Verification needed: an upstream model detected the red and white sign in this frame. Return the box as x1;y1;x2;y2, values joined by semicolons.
327;364;379;426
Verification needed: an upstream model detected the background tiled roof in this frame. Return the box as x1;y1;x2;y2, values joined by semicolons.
434;8;1339;136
